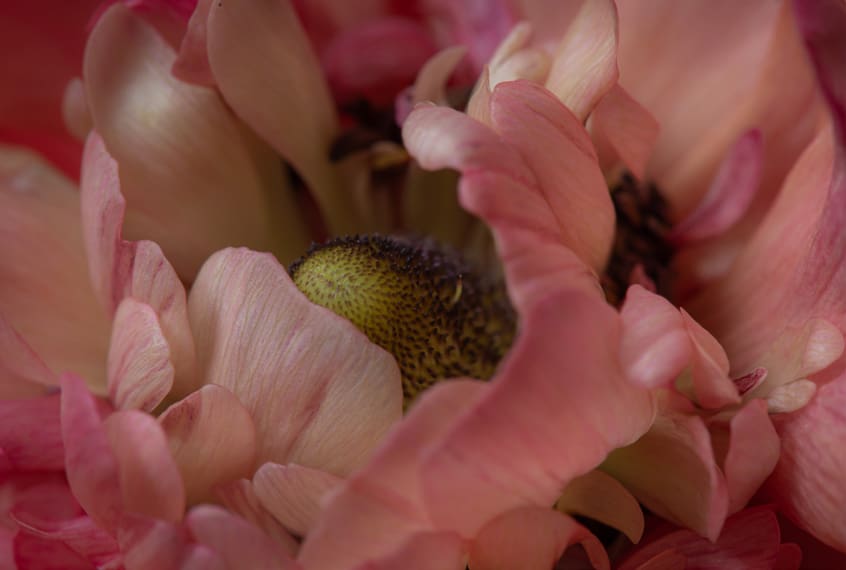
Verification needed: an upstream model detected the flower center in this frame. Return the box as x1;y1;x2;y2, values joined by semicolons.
601;173;675;305
289;235;516;405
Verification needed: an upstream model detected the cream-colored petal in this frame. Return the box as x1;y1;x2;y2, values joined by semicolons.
252;462;341;536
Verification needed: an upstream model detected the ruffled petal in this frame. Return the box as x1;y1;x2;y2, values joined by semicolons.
158;385;256;504
107;299;174;412
206;0;359;235
251;463;341;536
0;146;109;387
85;4;308;279
188;248;402;472
469;507;608;570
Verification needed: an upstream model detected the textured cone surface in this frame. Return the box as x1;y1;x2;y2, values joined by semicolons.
290;235;516;403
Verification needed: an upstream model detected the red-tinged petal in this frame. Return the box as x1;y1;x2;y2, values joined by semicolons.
108;299;174;412
188;248;402;472
630;550;686;570
419;292;654;537
158;385;256;505
0;527;13;568
0;316;54;397
60;373;122;531
717;399;779;514
0;394;64;471
172;0;215;86
80;133;197;398
251;463;341;536
118;513;185;570
590;84;659;181
206;0;358;236
299;381;487;569
215;479;299;556
85;4;309;280
104;410;185;523
352;531;466;570
0;146;109;388
470;507;608;570
603;409;728;541
670;131;763;245
544;0;618;120
186;505;299;570
619;285;692;390
619;507;784;570
322;17;437;106
13;532;94;570
556;469;644;544
774;543;803;570
12;516;118;567
0;0;98;178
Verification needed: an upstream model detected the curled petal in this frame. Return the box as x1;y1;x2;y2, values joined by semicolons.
172;0;215;86
158;385;257;505
188;248;402;472
252;463;341;536
107;299;174;412
85;4;308;279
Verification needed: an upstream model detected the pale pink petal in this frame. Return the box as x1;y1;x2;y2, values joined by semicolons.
619;285;692;390
603;408;728;541
0;394;64;471
470;507;608;570
206;0;359;236
104;410;185;523
251;463;342;536
179;545;227;570
118;514;185;570
619;506;784;570
556;469;644;544
419;291;654;537
670;130;763;245
80;133;197;398
352;531;466;570
680;310;739;409
215;479;299;556
61;77;92;142
544;0;618;120
172;0;215;86
158;385;256;504
186;505;299;570
719;399;779;514
766;379;818;414
410;46;467;107
0;146;109;388
0;315;54;397
590;84;660;180
188;248;402;472
85;4;309;279
60;373;122;531
107;299;174;412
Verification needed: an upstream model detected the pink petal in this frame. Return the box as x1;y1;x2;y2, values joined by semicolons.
107;299;174;412
186;505;299;570
60;373;122;531
670;130;763;245
0;394;64;471
680;310;739;409
556;469;644;544
352;531;466;570
84;4;309;280
215;479;299;556
158;384;257;504
251;463;341;536
590;84;660;181
118;513;185;570
0;316;54;396
61;77;92;142
171;0;215;86
5;473;81;524
13;532;94;570
188;248;402;472
179;544;227;570
12;516;118;567
719;399;779;514
544;0;618;120
399;45;467;123
0;146;109;388
470;506;609;570
206;0;358;236
603;408;728;541
104;410;185;523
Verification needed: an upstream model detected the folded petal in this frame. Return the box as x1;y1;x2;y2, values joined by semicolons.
469;507;608;570
158;384;256;504
107;299;174;412
251;463;341;536
85;4;308;280
172;0;215;86
0;146;109;388
80;133;197;397
188;248;402;472
206;0;359;235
